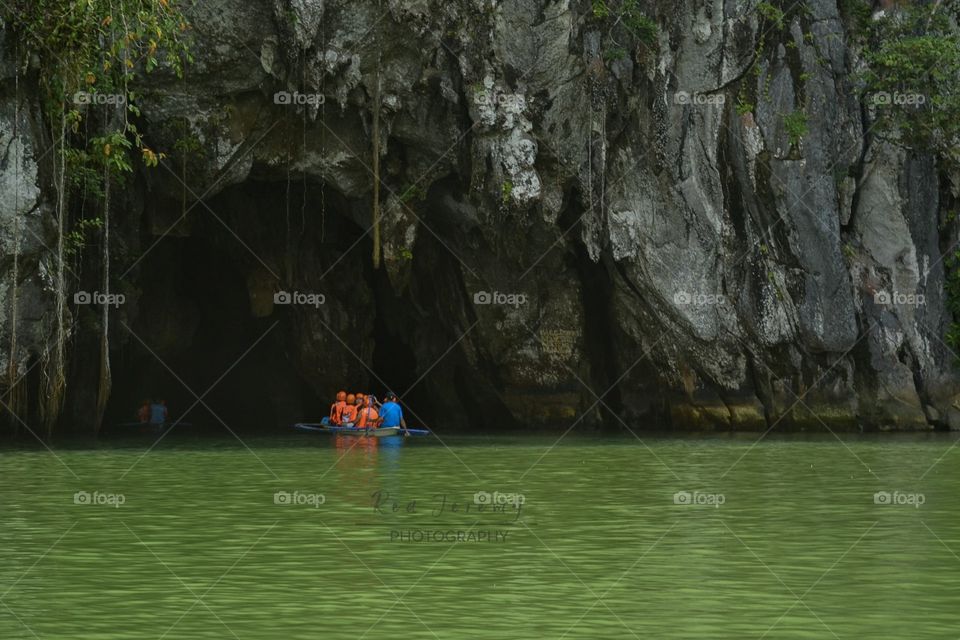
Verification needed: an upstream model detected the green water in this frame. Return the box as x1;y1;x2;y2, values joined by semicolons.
2;431;959;639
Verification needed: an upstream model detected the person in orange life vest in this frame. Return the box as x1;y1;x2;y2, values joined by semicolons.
356;395;380;428
137;399;150;424
329;390;347;425
340;393;359;426
353;393;366;423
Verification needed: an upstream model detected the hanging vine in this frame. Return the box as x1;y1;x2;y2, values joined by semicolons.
3;0;192;434
371;50;383;270
6;48;26;434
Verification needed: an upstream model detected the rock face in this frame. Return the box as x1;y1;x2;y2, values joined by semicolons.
1;0;958;432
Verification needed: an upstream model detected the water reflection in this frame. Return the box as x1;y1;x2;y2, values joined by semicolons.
1;433;958;639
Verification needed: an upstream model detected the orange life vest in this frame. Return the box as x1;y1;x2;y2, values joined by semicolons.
357;406;379;428
340;404;359;424
330;401;346;424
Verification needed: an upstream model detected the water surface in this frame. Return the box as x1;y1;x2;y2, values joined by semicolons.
1;431;958;638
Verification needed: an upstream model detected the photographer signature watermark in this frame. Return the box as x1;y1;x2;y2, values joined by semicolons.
371;490;525;527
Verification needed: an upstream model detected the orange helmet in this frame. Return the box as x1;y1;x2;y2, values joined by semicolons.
336;390;346;402
346;394;356;405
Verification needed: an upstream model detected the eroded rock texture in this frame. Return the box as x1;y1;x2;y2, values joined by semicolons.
1;0;958;432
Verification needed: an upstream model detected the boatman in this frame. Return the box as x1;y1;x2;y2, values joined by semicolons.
379;393;406;429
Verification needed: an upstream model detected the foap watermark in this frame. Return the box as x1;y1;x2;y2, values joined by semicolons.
873;290;925;308
273;490;326;508
73;490;125;508
74;291;125;307
274;91;325;106
274;291;325;308
674;91;726;106
874;491;925;508
673;291;726;307
868;91;926;107
473;490;526;507
673;490;725;508
73;91;126;106
473;291;528;307
473;89;526;111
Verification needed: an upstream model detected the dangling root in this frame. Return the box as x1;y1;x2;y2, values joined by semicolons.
371;52;382;270
6;55;26;434
40;108;69;437
95;166;112;433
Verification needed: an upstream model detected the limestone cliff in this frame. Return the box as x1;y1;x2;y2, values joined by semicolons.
1;0;958;432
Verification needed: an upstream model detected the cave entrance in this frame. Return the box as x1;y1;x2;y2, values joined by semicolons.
104;231;315;433
369;268;430;422
103;174;441;434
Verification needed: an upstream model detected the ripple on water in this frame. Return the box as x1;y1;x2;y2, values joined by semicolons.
1;432;959;638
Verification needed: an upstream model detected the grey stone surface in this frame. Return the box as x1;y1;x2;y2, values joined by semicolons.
2;0;958;431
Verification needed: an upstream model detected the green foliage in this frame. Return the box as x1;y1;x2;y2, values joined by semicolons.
3;0;192;178
782;110;809;147
859;4;960;159
756;2;785;30
64;218;105;257
621;0;658;45
400;184;427;204
947;324;960;357
592;0;658;47
173;132;203;157
837;0;873;31
946;250;960;358
501;181;513;205
5;0;191;111
603;47;629;62
736;99;754;116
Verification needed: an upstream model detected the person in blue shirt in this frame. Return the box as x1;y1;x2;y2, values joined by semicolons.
148;399;168;426
378;393;406;429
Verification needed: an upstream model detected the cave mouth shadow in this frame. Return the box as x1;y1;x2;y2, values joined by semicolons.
103;232;316;434
99;169;525;436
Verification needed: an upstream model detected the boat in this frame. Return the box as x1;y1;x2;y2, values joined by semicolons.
115;421;192;430
293;422;431;437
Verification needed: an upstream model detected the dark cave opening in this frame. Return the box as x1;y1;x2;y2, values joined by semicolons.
557;187;626;430
99;176;453;435
369;269;425;418
103;233;315;433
